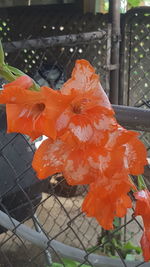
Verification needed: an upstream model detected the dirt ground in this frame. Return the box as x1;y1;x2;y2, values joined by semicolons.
0;192;144;267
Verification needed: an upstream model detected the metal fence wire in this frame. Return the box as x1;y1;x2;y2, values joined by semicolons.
120;7;150;158
0;4;149;267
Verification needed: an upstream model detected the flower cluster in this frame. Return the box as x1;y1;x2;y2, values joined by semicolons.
0;59;149;261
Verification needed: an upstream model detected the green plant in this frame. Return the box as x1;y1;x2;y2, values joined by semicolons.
127;0;142;7
86;217;142;261
95;218;142;261
46;258;90;267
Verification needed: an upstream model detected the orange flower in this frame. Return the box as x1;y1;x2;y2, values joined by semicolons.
55;59;118;146
31;60;147;232
134;190;150;261
0;76;73;140
1;61;147;236
82;185;132;230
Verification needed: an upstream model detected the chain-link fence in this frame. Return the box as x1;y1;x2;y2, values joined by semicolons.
0;4;150;267
120;7;150;157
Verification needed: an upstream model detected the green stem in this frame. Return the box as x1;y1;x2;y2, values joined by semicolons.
0;65;16;82
0;40;40;91
0;40;4;65
137;175;147;191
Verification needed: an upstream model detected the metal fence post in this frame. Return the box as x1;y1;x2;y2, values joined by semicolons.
109;0;121;104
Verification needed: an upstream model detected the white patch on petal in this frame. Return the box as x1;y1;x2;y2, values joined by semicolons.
123;156;129;170
99;154;111;171
56;112;70;131
125;143;136;163
138;190;146;198
50;140;62;152
88;154;111;172
94;82;112;110
105;131;119;150
88;156;100;169
69;122;93;142
19;108;28;118
39;139;65;168
65;159;89;182
94;116;115;131
49;154;63;167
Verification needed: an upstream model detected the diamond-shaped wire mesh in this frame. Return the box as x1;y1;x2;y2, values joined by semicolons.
0;5;110;93
121;8;150;106
121;8;150;157
0;4;149;267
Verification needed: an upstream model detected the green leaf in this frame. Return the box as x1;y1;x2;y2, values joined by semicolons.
63;258;90;267
62;258;77;267
113;217;121;227
6;64;40;91
127;0;142;7
0;65;16;82
6;64;26;77
123;241;142;254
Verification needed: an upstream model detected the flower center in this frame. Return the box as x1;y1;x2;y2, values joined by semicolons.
71;98;90;114
36;103;45;112
32;103;45;119
72;104;82;114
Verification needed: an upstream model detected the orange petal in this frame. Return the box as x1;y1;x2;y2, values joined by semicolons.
115;194;132;217
134;190;150;218
82;183;132;230
92;83;113;112
87;146;125;181
82;190;115;230
0;86;43;104
55;108;72;136
68;114;93;143
89;108;118;146
93;113;117;132
61;59;99;94
42;86;74;121
6;103;57;141
105;126;138;151
32;139;69;179
125;137;147;175
34;111;57;140
6;104;43;140
141;232;150;262
3;75;33;90
61;59;113;112
63;149;94;185
103;146;126;177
